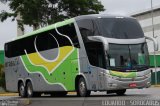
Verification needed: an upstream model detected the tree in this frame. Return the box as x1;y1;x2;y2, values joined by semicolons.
0;0;105;30
59;0;105;17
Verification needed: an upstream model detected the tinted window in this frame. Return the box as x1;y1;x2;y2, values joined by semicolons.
5;23;79;58
85;42;105;68
56;23;80;48
77;19;105;68
98;18;144;39
77;19;100;42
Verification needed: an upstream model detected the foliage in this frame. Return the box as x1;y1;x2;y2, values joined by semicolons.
59;0;105;17
0;0;105;29
0;64;5;89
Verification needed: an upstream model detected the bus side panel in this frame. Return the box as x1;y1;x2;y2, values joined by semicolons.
18;59;68;92
79;56;92;90
19;47;79;92
4;48;92;92
5;57;19;92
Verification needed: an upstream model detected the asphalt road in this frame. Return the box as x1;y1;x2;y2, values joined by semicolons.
1;88;160;106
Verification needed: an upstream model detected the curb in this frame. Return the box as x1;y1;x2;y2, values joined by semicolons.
68;92;76;95
0;92;76;96
0;93;19;96
152;85;160;87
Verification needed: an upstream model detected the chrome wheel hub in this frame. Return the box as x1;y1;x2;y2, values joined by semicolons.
79;81;85;95
27;86;32;96
20;85;24;95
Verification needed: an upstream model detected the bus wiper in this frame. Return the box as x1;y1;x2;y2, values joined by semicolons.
132;65;149;69
108;66;130;71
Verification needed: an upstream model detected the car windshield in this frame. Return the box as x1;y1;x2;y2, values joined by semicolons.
106;43;149;71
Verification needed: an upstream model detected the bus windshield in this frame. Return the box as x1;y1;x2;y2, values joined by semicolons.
107;43;149;71
98;18;144;39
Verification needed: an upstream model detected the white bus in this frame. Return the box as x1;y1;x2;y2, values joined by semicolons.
4;14;158;97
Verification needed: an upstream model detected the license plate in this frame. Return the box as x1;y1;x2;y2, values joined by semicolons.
129;83;137;87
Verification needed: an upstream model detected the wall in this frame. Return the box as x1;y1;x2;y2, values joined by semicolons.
0;50;4;65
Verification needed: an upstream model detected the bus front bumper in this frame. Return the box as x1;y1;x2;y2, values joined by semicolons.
105;74;151;90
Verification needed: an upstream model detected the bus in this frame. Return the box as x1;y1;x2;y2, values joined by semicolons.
4;14;158;97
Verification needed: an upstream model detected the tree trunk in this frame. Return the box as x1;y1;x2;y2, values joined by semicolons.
33;24;40;30
16;13;24;36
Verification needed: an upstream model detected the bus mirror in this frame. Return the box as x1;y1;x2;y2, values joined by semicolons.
88;36;109;50
145;36;158;51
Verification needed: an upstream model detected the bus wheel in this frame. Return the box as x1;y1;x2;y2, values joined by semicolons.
116;89;126;96
77;77;91;97
26;81;34;97
18;82;26;98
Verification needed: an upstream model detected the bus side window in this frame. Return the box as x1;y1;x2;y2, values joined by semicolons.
55;23;80;48
86;42;105;68
5;41;18;58
77;19;105;68
77;19;94;42
5;44;9;58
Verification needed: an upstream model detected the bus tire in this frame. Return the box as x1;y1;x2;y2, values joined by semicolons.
18;82;26;98
26;81;34;97
116;89;126;96
77;77;91;97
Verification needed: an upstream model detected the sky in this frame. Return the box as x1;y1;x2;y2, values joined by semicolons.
100;0;155;15
0;0;160;50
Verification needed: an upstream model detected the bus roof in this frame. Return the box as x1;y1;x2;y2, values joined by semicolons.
6;18;75;43
6;14;133;43
75;14;135;21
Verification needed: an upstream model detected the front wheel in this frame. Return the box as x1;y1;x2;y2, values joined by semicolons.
116;89;126;96
77;77;91;97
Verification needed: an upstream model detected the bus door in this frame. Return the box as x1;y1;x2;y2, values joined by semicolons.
86;42;106;90
89;65;105;90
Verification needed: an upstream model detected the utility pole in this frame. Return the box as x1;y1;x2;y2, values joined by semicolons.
151;0;154;38
151;0;157;85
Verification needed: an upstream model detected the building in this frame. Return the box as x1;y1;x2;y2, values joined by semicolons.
131;5;160;67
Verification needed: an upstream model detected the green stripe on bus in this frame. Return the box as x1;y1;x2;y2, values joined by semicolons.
110;71;136;78
21;48;79;90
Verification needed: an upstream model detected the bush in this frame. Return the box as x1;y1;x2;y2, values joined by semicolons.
0;64;5;89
